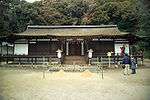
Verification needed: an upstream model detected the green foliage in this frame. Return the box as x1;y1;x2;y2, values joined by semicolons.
137;0;150;58
0;0;141;33
0;0;11;35
0;0;149;57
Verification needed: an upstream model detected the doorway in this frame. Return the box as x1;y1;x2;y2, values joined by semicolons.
69;42;81;55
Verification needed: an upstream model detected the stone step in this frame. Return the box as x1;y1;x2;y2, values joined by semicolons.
64;61;86;64
65;56;85;59
64;56;86;64
65;58;85;60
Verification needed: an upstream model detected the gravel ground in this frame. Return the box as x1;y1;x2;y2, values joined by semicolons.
0;67;150;100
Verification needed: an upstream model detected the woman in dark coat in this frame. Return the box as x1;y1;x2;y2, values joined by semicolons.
122;53;130;75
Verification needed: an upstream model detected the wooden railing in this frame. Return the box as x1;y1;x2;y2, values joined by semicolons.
90;53;143;65
0;53;144;65
0;54;64;65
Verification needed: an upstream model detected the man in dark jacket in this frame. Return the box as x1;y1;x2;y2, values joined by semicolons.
122;53;130;75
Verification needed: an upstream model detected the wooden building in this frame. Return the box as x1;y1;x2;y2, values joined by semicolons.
0;25;140;65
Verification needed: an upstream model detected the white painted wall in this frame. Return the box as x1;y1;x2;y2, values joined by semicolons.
114;43;129;55
14;44;28;55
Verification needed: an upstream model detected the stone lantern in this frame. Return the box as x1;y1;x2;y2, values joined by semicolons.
56;49;63;64
87;49;93;65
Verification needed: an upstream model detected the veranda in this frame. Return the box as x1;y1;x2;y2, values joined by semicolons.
0;25;143;67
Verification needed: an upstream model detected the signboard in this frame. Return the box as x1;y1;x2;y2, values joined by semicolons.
114;43;129;55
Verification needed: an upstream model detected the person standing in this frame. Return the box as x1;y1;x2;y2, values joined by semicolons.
122;53;130;75
120;44;125;56
130;55;137;74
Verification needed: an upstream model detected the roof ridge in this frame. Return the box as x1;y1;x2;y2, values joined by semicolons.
27;25;117;29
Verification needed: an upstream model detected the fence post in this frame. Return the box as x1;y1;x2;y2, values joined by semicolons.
97;57;103;79
19;57;21;66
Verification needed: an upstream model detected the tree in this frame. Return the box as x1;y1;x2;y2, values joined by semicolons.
0;0;11;35
137;0;150;58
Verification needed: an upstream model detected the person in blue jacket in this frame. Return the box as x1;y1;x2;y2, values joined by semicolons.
122;53;131;75
130;55;137;74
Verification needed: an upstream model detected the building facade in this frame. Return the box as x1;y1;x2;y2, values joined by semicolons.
0;25;139;65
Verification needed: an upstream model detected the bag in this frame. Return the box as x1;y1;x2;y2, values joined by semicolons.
122;65;125;69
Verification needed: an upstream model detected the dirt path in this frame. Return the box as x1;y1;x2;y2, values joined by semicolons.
0;67;150;100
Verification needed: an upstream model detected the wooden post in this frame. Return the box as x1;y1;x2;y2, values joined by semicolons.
43;56;45;64
73;61;75;71
0;42;2;55
87;41;89;51
61;43;63;51
108;56;110;68
100;57;102;62
43;70;45;79
101;64;103;79
6;43;8;55
0;42;1;64
97;57;103;79
89;58;91;65
66;42;69;55
0;44;1;63
19;57;21;66
141;56;144;65
97;57;99;74
28;57;29;64
31;57;33;68
117;54;119;65
42;56;46;79
35;57;37;65
81;41;84;55
99;57;103;79
6;43;8;64
0;42;2;64
107;52;112;68
135;56;138;65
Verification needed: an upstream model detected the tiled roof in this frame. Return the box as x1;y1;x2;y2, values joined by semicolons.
16;25;128;37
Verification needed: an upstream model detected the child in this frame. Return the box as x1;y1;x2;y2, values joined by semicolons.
130;55;137;74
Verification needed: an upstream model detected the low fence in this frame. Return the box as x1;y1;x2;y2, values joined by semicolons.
91;54;144;65
0;54;65;65
0;54;144;66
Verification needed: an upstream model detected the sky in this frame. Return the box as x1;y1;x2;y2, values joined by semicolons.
25;0;41;3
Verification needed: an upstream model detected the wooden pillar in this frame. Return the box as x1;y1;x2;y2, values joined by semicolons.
31;57;33;67
19;57;21;65
113;39;115;55
0;42;2;63
28;57;29;64
6;43;8;55
85;41;89;56
27;39;30;55
87;41;89;51
61;42;63;51
6;43;8;64
49;40;51;54
35;57;37;65
13;42;15;55
129;43;131;55
66;42;69;55
81;41;84;55
0;43;3;55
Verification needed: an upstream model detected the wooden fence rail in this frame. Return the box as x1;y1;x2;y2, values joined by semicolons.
0;54;64;65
